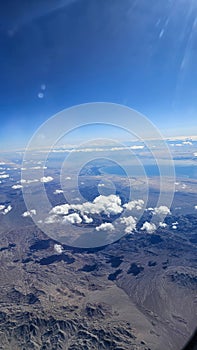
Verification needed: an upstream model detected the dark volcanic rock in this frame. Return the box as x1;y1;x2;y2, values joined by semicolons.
30;239;52;251
127;263;144;276
79;263;98;272
108;269;122;281
38;253;75;265
106;255;123;268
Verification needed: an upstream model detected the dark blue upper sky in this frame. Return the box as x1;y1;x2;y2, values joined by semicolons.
0;0;197;149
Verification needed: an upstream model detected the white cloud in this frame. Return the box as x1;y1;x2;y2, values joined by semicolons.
63;213;82;224
120;215;136;233
54;189;64;195
45;215;59;224
123;199;144;211
95;222;115;232
31;166;47;170
54;244;63;254
194;152;197;157
51;145;144;154
0;174;9;179
141;221;156;233
50;204;70;215
130;145;144;149
172;221;178;230
194;205;197;210
146;207;154;211
66;176;71;180
159;222;167;228
22;209;36;217
12;184;23;189
181;184;187;189
64;194;122;216
2;205;12;215
21;179;39;184
82;214;93;223
40;176;53;183
90;195;122;216
98;183;105;187
153;206;171;215
182;141;192;145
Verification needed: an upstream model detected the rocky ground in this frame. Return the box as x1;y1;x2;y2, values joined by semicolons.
0;215;196;350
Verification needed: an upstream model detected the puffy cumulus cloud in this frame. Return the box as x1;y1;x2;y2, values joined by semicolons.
22;209;36;217
141;221;156;233
40;176;53;183
54;244;63;254
159;222;167;228
154;206;171;215
95;222;115;232
195;205;197;210
90;195;122;216
82;214;93;223
1;205;12;215
172;221;178;230
120;215;136;233
61;194;122;217
50;204;70;216
12;184;23;189
63;213;82;224
54;189;64;195
123;199;144;211
0;174;9;179
194;152;197;157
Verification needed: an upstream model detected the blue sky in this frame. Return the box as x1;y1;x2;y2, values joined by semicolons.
0;0;197;149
